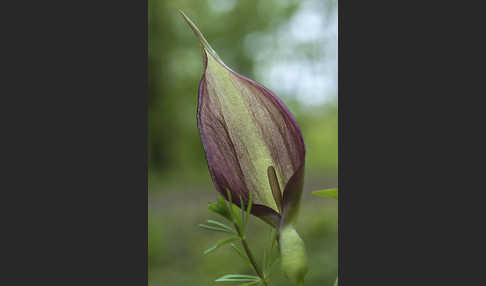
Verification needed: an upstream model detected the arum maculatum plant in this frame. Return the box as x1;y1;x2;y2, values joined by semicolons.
180;11;336;286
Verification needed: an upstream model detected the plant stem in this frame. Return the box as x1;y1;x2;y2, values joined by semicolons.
234;223;270;286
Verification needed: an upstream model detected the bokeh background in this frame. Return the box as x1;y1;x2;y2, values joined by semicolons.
149;0;337;285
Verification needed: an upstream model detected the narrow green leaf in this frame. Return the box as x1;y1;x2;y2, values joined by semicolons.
208;196;232;221
198;224;234;234
334;277;338;286
215;274;260;282
225;189;235;222
204;236;240;255
207;220;234;232
232;204;243;230
312;188;338;200
215;278;258;282
226;189;244;231
218;274;260;279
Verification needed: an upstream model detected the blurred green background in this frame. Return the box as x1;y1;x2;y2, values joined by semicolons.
149;0;337;285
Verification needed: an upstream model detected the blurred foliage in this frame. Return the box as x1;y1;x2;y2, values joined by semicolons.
149;0;337;285
149;194;337;286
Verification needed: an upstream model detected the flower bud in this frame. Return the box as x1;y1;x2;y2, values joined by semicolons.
279;225;309;286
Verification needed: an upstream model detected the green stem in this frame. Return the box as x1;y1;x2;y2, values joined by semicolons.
234;223;270;286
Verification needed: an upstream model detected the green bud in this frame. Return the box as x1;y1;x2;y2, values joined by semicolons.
279;225;308;286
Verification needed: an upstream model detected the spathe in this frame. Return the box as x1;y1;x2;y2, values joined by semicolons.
181;11;306;229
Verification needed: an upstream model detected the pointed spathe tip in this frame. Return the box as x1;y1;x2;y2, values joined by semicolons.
179;10;221;62
178;9;190;23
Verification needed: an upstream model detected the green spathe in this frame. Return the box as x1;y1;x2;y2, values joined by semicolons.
180;10;306;229
204;54;279;211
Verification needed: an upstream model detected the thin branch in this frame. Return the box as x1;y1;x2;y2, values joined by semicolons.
233;223;270;286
